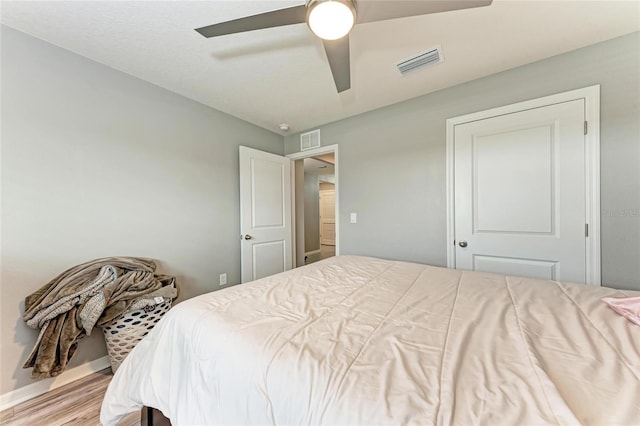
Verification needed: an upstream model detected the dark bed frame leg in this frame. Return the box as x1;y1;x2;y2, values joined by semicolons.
141;406;171;426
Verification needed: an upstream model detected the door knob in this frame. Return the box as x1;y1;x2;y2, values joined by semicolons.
458;240;468;248
244;234;254;240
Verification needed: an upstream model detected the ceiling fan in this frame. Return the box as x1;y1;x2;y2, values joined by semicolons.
196;0;492;93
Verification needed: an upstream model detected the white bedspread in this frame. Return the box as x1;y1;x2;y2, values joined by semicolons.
100;256;640;425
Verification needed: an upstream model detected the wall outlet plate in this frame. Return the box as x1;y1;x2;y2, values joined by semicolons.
219;273;227;286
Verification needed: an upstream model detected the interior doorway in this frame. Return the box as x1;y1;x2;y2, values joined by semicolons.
288;145;339;268
302;155;335;265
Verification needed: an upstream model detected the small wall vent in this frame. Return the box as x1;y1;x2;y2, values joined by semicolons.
397;46;444;75
300;129;321;151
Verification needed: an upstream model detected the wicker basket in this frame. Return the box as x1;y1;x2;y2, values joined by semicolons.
102;299;172;373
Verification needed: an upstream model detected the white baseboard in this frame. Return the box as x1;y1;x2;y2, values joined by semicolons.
0;355;110;412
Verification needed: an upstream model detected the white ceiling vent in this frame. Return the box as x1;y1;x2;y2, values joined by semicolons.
397;46;444;75
300;129;321;151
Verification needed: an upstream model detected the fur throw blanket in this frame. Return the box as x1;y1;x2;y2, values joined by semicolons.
23;257;179;379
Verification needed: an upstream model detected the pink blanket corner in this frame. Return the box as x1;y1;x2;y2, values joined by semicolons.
602;296;640;326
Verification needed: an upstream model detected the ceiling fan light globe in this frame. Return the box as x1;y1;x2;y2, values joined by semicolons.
308;0;356;41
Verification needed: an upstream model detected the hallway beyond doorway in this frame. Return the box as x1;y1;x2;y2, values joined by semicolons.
305;244;335;265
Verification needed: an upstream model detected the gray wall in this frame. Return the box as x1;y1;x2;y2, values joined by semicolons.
304;173;321;253
285;32;640;291
0;26;283;394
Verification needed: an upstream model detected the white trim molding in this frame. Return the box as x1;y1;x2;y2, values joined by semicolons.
0;355;110;411
445;85;601;285
288;144;340;257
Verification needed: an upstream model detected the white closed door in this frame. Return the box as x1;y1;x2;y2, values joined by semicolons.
454;99;586;283
239;146;292;283
319;189;336;246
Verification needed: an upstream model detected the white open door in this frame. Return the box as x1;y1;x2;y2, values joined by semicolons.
240;146;292;283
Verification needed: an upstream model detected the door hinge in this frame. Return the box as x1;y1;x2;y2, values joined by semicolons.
585;223;589;237
584;121;588;135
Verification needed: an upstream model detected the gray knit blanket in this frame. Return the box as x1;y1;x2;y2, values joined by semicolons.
23;257;179;379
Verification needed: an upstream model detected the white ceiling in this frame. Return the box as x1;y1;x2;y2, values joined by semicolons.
1;1;639;135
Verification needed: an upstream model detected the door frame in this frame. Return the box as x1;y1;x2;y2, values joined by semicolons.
287;144;340;265
445;85;601;285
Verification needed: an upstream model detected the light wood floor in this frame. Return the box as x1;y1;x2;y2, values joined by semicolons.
0;369;140;426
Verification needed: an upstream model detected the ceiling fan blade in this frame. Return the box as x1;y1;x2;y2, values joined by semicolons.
195;5;307;38
356;0;492;25
323;37;351;93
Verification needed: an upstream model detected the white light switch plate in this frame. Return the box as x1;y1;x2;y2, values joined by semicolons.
350;212;357;223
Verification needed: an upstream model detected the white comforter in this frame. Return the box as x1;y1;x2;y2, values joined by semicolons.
101;256;640;425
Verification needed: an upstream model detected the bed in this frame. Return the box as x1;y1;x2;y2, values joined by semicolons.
100;255;640;425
